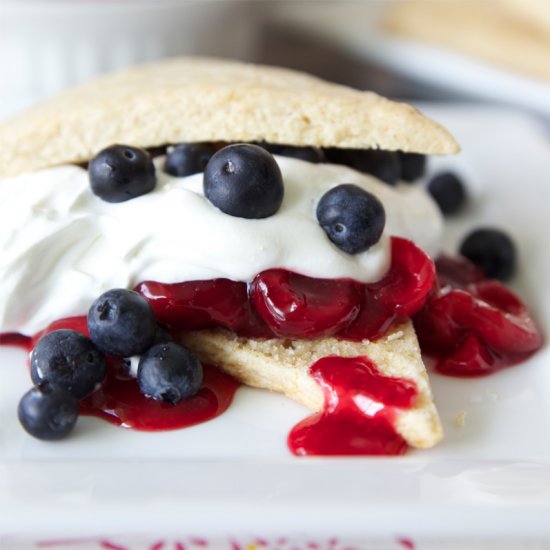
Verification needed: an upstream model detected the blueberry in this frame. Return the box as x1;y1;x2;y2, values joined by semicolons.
18;383;79;441
257;142;325;163
137;342;203;404
459;228;516;281
153;323;173;345
30;330;106;399
88;289;157;356
427;171;467;215
398;152;426;182
203;144;284;219
164;143;217;177
323;148;401;185
89;144;156;203
316;184;386;254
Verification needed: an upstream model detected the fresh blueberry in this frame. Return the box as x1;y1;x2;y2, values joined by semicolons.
18;383;79;441
459;228;516;281
89;144;156;203
30;330;106;399
398;152;426;182
257;142;325;163
323;148;401;185
88;289;157;357
153;323;173;345
203;144;284;219
316;184;386;254
164;143;217;177
427;171;467;215
137;342;203;404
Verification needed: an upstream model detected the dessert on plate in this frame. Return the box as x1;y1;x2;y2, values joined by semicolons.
0;57;540;455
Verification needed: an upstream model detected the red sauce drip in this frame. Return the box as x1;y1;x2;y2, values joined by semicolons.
0;332;32;349
80;359;238;431
288;356;417;456
31;316;240;431
414;255;543;376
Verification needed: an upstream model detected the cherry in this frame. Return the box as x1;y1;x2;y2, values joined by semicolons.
435;334;496;377
135;279;271;337
435;254;485;288
340;237;435;340
135;237;436;343
251;269;362;338
415;255;543;376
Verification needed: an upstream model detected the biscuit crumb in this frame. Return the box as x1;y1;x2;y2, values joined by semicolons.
386;330;404;343
454;410;467;428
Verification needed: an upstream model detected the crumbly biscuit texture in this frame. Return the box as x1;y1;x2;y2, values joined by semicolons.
0;57;459;177
386;1;550;81
180;320;443;449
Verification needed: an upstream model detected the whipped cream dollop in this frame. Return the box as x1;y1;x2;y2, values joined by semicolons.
0;156;442;334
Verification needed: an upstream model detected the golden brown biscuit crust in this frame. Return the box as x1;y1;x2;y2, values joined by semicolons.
0;57;459;178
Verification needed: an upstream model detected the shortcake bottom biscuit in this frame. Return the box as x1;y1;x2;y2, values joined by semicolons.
181;320;443;449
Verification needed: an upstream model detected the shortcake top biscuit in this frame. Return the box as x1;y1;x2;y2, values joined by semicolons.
0;56;459;178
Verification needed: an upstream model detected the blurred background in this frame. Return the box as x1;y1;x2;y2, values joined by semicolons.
0;0;549;123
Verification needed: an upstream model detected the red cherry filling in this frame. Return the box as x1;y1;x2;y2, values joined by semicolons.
251;270;362;338
29;316;239;431
136;237;436;342
414;255;543;376
339;237;435;340
135;278;271;338
288;355;417;456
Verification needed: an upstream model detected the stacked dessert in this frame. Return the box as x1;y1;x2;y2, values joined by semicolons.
0;58;540;455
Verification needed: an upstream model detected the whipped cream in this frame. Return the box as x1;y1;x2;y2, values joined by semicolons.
0;156;442;334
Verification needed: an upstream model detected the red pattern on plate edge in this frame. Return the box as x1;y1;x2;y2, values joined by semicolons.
34;537;416;550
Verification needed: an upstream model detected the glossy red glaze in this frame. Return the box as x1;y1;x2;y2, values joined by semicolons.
288;356;417;456
340;237;435;340
251;269;362;338
30;316;240;431
137;237;435;342
0;332;32;349
414;255;543;376
136;278;271;338
80;359;238;431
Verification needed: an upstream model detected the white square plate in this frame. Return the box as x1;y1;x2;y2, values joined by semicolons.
1;106;550;549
